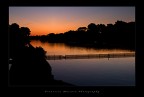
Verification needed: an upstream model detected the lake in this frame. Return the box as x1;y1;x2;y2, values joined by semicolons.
30;40;135;86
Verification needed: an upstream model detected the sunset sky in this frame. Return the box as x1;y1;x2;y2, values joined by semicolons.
9;7;135;36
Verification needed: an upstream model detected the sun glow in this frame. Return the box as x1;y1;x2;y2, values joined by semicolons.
9;7;135;36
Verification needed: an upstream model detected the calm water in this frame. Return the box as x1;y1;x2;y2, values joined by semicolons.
30;40;135;86
30;40;134;55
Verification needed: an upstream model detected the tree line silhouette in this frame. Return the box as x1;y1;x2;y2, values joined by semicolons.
30;20;135;50
9;23;74;85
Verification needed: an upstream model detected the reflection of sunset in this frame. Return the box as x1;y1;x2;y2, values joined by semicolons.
9;7;135;36
30;40;134;55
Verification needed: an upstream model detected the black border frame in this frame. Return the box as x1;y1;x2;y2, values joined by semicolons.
7;0;140;96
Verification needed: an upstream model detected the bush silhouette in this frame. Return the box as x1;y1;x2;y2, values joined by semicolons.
9;23;73;85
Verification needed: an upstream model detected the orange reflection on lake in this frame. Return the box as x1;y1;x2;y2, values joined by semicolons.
30;40;135;56
30;40;135;86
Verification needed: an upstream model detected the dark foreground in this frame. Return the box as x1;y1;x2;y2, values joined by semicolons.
9;23;74;86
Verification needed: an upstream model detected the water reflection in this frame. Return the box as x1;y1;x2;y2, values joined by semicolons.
48;57;135;86
30;40;134;55
30;40;135;86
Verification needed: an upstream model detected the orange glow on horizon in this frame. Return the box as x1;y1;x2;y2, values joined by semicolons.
17;21;90;36
29;24;78;36
9;7;135;36
11;18;134;36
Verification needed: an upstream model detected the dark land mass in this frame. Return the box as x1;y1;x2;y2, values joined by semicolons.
30;20;135;50
9;23;74;86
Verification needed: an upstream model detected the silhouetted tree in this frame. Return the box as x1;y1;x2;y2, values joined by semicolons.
77;27;87;32
9;23;74;86
9;23;54;85
87;23;98;33
35;46;47;59
29;20;135;49
20;27;31;46
20;27;30;36
87;23;100;43
105;23;115;44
